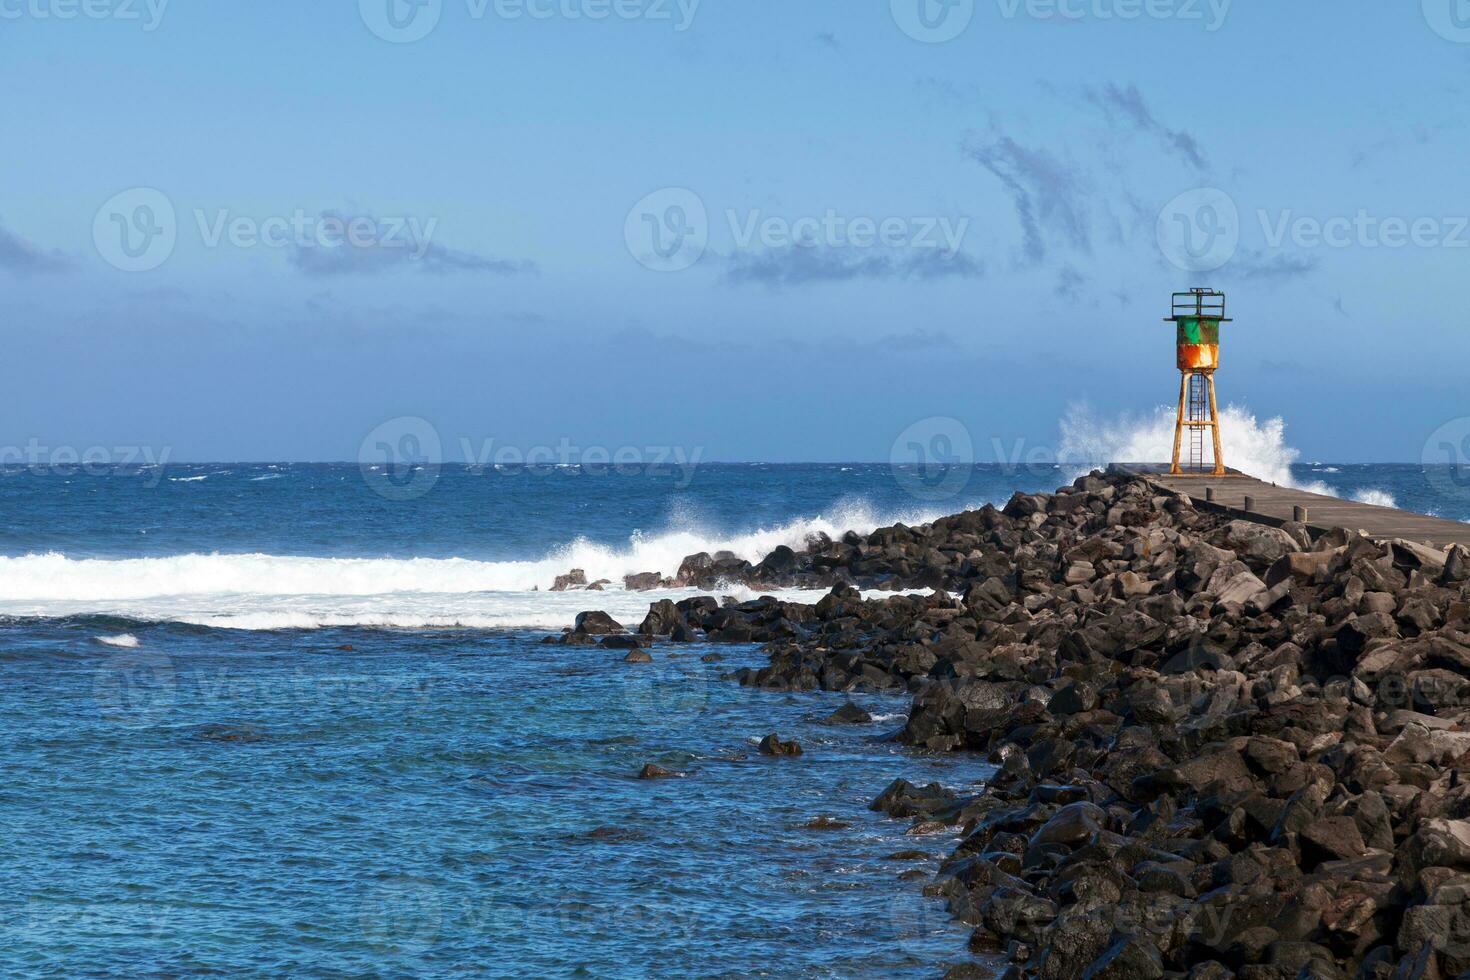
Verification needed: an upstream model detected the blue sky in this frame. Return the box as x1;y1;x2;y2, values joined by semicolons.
1;0;1467;462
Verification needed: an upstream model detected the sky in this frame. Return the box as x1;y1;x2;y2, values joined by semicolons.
1;0;1467;464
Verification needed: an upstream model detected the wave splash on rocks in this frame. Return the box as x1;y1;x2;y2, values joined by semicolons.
561;471;1470;978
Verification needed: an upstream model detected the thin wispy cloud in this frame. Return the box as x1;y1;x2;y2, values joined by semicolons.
874;328;958;350
292;241;537;277
1055;265;1085;301
289;213;537;278
0;220;72;275
963;128;1090;264
1229;249;1319;283
1350;123;1433;171
723;245;983;289
1082;83;1208;171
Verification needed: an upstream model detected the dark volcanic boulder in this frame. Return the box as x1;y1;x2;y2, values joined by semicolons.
821;701;873;725
639;599;680;636
623;571;663;591
552;470;1470;978
755;545;800;579
574;611;624;635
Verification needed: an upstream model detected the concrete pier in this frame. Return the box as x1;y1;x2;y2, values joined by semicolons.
1114;464;1470;550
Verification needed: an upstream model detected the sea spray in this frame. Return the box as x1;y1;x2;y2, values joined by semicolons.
0;500;984;606
1352;488;1398;508
1056;403;1408;506
1058;402;1311;487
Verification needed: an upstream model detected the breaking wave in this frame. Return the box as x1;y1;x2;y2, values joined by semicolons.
1056;402;1394;510
0;498;974;629
0;500;965;606
1352;488;1397;508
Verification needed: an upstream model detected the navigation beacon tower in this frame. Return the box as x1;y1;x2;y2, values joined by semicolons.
1167;288;1231;476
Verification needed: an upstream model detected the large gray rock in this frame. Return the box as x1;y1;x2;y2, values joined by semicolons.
1215;570;1268;606
1218;520;1302;569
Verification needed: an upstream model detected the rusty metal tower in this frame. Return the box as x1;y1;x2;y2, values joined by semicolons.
1167;288;1230;476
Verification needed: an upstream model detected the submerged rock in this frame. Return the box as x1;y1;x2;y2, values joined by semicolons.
758;734;802;757
821;701;873;725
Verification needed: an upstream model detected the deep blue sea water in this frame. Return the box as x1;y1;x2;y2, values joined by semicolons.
1;461;1466;976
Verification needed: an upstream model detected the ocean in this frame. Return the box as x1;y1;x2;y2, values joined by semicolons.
2;452;1466;976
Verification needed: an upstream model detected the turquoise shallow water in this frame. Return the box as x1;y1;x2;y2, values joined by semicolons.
1;619;985;977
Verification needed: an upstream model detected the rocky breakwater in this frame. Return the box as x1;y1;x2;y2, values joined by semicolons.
559;472;1470;978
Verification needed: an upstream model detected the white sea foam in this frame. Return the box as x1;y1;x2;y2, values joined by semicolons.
95;633;139;647
170;475;209;483
0;502;959;604
1058;402;1341;494
1057;403;1417;526
0;495;966;630
1352;489;1397;508
5;582;845;632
